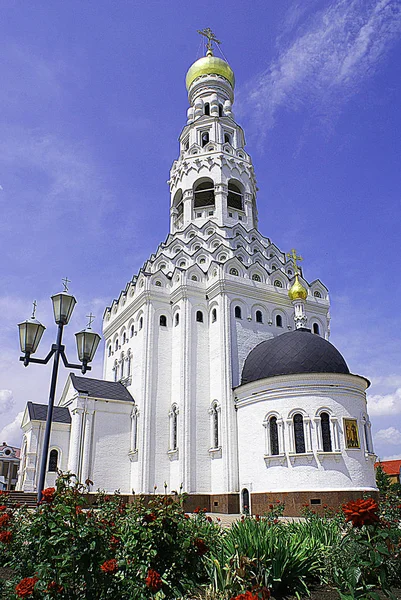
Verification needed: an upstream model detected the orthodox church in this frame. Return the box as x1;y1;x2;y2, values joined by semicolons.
17;34;377;514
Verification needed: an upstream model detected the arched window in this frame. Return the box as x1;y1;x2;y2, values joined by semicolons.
108;345;112;357
48;449;58;472
170;405;178;451
160;315;167;327
321;412;332;452
191;275;198;281
139;317;143;330
229;268;239;276
218;104;223;117
256;310;263;324
120;354;125;379
175;313;179;326
314;291;322;298
234;306;242;319
294;414;306;454
127;351;132;378
224;133;231;144
269;417;279;456
276;314;283;327
227;180;243;211
196;310;204;323
194;179;215;208
204;102;210;116
252;274;261;282
115;339;119;351
211;308;217;323
211;403;219;448
122;332;126;344
201;132;209;147
364;418;373;453
274;280;283;288
313;323;320;335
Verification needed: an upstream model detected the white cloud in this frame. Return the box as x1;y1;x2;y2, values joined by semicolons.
374;427;401;445
368;387;401;415
0;390;14;415
243;0;401;135
0;411;24;447
381;453;401;461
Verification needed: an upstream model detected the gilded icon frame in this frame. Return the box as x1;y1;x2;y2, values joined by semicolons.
344;418;360;449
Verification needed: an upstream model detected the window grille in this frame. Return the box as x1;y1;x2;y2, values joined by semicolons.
321;412;332;452
269;416;279;455
48;449;58;472
294;414;306;453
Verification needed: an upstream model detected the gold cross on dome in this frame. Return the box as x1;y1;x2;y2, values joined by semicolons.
286;248;303;276
86;312;95;328
197;28;221;55
62;277;71;292
31;300;37;319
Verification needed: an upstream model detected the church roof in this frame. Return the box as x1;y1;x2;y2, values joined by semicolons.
27;402;71;424
241;328;350;385
70;374;134;402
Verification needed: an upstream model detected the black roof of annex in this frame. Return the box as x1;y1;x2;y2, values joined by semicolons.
241;328;351;385
70;374;134;402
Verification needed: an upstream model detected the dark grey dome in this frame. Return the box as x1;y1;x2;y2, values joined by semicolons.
241;328;349;385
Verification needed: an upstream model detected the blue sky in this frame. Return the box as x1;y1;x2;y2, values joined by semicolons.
1;0;401;460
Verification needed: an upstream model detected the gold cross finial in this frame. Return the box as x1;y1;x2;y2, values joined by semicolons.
62;277;71;292
31;300;37;319
86;312;95;328
197;28;221;56
286;248;303;276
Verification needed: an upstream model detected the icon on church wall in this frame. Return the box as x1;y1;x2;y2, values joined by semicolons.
344;418;360;449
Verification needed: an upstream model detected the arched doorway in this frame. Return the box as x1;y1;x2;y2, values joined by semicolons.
241;488;250;515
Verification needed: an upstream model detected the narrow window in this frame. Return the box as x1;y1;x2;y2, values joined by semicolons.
160;315;167;327
252;274;261;282
229;268;239;276
256;310;263;323
321;412;332;452
294;414;306;454
120;355;125;379
364;420;373;453
204;102;210;116
224;133;231;144
108;345;112;357
212;403;219;448
196;310;204;323
269;417;279;456
139;317;143;330
130;325;135;338
201;132;209;147
122;332;126;344
175;313;179;326
211;308;217;323
48;449;58;472
170;406;178;451
234;306;242;319
275;314;282;327
313;323;320;335
115;339;119;351
218;104;223;117
227;180;243;211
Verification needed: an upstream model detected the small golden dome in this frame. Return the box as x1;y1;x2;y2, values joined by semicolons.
288;275;308;301
186;55;235;90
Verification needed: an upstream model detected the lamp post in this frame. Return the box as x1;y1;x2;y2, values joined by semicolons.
18;280;101;503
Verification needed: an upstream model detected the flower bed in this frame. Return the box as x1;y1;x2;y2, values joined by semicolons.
0;474;400;599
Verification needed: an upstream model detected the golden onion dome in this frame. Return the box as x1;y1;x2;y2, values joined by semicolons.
186;54;235;90
288;275;308;301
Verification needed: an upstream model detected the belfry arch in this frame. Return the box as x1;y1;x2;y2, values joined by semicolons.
193;178;215;209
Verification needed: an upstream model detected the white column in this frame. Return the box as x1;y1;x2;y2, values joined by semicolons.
139;299;154;493
68;407;84;478
304;418;312;452
286;419;295;453
278;418;285;454
331;417;340;451
314;417;322;451
180;295;192;491
80;408;94;486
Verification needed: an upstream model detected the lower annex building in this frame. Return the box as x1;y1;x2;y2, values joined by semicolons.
17;36;377;515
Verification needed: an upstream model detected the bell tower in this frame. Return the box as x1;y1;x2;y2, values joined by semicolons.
169;29;258;234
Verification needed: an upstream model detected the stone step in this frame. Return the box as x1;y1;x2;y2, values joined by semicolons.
6;491;38;507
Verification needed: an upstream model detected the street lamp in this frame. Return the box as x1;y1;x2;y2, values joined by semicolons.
18;279;101;503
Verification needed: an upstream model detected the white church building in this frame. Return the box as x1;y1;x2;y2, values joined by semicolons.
17;38;377;515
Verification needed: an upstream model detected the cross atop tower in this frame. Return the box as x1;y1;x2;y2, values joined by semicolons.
86;312;95;328
286;248;303;276
197;28;221;56
62;277;71;292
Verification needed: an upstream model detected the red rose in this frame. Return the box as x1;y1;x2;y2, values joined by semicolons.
0;513;11;528
0;505;6;511
143;512;156;523
255;515;260;522
46;581;64;593
193;507;200;514
145;568;162;592
0;530;12;543
75;506;83;515
41;487;56;503
110;535;120;549
273;519;279;524
230;591;262;600
194;538;208;556
269;504;274;510
343;498;379;528
15;576;38;597
100;558;118;574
